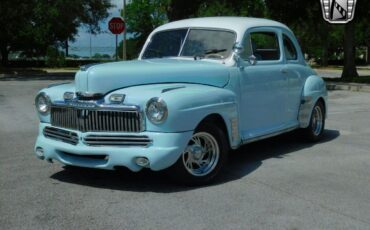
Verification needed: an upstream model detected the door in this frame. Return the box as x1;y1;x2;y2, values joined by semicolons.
239;28;289;140
281;33;305;123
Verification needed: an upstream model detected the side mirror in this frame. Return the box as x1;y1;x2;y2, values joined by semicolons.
232;43;244;68
247;55;257;66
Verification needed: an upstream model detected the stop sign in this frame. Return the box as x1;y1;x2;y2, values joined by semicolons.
108;17;125;34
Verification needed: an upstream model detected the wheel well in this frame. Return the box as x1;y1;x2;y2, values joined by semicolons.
317;97;326;115
197;113;232;149
197;114;229;139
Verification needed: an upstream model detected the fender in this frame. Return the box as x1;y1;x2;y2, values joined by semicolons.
108;84;240;148
147;84;240;149
37;83;76;123
298;75;328;128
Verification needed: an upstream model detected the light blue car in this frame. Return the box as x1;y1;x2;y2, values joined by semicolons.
34;17;327;185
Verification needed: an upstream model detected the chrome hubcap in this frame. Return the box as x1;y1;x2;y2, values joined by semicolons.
312;105;323;136
182;132;220;177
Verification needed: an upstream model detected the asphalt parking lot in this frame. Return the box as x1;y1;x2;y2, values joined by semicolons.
1;79;370;230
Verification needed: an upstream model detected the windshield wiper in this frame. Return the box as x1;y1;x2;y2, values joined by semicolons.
204;48;227;55
194;48;227;60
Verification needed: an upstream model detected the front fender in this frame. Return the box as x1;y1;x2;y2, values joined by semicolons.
111;84;240;148
36;83;75;123
150;85;239;147
298;75;328;128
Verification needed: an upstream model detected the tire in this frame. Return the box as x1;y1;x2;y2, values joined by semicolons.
167;122;229;186
303;101;325;142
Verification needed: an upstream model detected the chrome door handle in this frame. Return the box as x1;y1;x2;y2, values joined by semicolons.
281;68;289;74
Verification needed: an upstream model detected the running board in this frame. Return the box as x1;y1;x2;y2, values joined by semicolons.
241;126;298;145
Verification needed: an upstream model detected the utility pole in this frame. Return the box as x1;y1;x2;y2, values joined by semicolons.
122;0;127;60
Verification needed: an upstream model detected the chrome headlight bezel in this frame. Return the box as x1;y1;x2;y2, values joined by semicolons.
35;92;51;115
145;97;168;124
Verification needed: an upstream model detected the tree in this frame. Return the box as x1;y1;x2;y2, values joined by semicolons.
341;22;359;80
0;0;36;65
167;0;203;21
125;0;169;53
340;0;370;80
196;0;265;18
0;0;112;66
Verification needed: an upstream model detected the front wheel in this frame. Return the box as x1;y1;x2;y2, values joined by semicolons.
302;101;325;142
168;123;229;185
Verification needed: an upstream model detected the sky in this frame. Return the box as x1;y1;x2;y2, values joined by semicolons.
69;0;125;57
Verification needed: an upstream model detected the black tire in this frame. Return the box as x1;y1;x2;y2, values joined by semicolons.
302;101;325;142
167;122;229;186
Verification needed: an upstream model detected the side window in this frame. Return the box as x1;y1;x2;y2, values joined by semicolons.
283;34;298;60
250;32;280;61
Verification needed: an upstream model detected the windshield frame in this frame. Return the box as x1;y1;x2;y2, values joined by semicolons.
140;27;237;61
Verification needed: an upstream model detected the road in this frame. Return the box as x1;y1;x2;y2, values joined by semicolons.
1;79;370;230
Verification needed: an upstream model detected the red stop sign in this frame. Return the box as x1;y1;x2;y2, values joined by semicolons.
108;17;125;34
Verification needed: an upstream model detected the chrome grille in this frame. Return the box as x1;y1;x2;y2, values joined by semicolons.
43;127;79;145
51;105;143;133
83;135;152;147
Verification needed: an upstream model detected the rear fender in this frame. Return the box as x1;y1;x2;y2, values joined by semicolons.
298;75;328;128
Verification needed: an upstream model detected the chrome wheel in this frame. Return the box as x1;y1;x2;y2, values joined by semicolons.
182;132;220;177
311;105;323;136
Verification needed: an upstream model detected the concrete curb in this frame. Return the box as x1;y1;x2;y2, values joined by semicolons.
326;82;370;93
0;72;75;81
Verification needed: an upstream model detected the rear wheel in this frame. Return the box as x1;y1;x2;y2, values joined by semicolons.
303;101;325;142
168;122;229;185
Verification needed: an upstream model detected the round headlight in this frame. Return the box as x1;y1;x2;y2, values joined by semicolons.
145;97;168;124
35;92;51;115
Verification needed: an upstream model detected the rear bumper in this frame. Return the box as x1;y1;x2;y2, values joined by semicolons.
34;123;193;172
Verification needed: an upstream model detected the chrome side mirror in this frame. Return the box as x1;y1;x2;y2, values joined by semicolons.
233;43;244;68
247;55;257;66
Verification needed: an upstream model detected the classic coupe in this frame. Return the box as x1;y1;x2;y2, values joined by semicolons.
34;17;327;184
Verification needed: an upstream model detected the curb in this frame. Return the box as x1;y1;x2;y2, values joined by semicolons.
326;82;370;93
0;72;75;81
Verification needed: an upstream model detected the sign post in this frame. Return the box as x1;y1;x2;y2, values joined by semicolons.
108;17;126;61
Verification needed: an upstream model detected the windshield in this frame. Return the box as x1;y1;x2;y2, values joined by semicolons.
142;28;236;60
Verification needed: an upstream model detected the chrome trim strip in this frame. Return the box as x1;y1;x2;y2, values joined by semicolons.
43;127;79;145
241;125;298;145
53;100;140;112
83;134;152;147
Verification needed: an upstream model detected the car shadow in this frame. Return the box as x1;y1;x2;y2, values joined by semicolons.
50;129;340;192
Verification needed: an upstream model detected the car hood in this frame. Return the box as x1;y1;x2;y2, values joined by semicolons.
75;59;230;95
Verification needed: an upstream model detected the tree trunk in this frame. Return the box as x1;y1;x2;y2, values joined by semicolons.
0;46;9;66
321;25;329;66
65;40;69;57
341;22;359;81
367;45;370;64
322;45;329;66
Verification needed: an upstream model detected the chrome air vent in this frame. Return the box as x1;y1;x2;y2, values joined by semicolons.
43;127;79;145
83;135;152;147
76;92;104;101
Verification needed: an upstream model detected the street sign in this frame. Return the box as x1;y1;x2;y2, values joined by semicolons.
108;17;126;61
108;17;125;34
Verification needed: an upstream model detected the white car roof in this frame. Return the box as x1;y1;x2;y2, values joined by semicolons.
153;17;291;41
